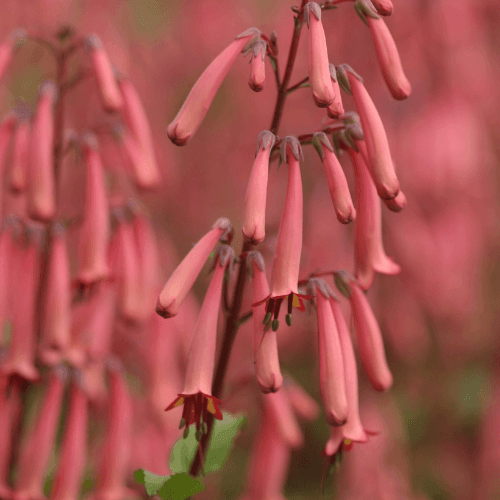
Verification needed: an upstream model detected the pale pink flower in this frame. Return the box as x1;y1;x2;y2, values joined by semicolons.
156;217;232;318
305;3;335;107
307;278;348;426
167;28;261;146
327;64;345;118
285;377;320;421
28;81;57;222
0;29;26;83
349;141;400;289
10;108;31;193
248;39;266;92
371;0;393;16
242;130;275;245
312;132;356;224
85;35;123;113
248;251;283;394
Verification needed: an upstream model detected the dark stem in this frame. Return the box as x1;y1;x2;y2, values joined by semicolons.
287;75;309;93
53;49;68;184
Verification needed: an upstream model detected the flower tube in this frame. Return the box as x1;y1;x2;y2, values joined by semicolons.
372;0;393;16
10;108;31;193
327;64;345;119
248;39;266;92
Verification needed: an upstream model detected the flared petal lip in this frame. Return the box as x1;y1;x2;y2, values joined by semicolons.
251;292;313;311
164;392;223;421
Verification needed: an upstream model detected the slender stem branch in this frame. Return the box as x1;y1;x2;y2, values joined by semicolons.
53;50;67;185
287;76;309;94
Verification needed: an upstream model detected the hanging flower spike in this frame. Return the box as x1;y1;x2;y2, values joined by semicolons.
10;105;31;193
312;132;356;224
167;28;261;146
334;271;393;391
0;29;26;83
383;188;407;212
248;251;283;394
305;3;335;108
327;64;344;119
371;0;393;16
258;136;312;332
76;132;110;287
307;278;348;426
348;141;400;290
39;224;71;366
242;131;275;245
117;74;161;189
28;81;57;222
156;217;232;318
13;366;67;500
85;35;123;113
338;64;400;200
248;39;266;92
165;246;234;439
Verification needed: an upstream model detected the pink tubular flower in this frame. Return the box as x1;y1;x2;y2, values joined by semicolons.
305;3;335;108
371;0;393;16
76;133;110;287
85;35;123;113
307;278;348;426
117;75;160;189
156;217;232;318
340;64;400;200
367;16;411;100
0;112;17;189
248;251;283;394
39;224;71;366
383;188;407;212
28;81;57;221
312;132;356;224
0;217;17;342
50;374;88;500
242;130;275;245
285;378;320;421
167;28;260;146
13;366;67;500
0;29;26;83
10;108;31;193
349;142;400;289
248;39;266;92
327;64;345;119
165;246;234;435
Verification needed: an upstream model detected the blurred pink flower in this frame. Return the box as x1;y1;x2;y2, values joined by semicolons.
0;29;26;83
9;110;30;193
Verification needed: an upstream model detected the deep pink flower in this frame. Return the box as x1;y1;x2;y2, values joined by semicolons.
248;39;266;92
371;0;393;16
156;217;232;318
10;109;31;193
28;81;57;222
167;28;261;146
305;3;335;107
242;130;275;245
312;132;355;224
327;64;345;119
0;29;26;83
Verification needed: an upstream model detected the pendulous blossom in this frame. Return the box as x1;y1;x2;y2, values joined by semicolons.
312;132;356;224
167;28;261;146
156;217;232;318
371;0;393;16
305;3;335;108
0;29;26;83
165;246;234;437
383;188;407;212
285;377;320;421
327;64;345;119
248;38;266;92
242;130;275;245
9;106;31;193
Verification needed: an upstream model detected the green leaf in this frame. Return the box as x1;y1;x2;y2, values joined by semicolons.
169;431;198;474
134;469;170;496
157;473;204;500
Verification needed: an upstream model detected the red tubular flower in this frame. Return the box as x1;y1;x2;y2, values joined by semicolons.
0;29;26;83
39;224;71;366
28;81;57;222
167;28;261;146
242;130;275;245
76;133;110;287
10;107;31;193
85;35;123;113
305;2;335;108
327;64;344;119
349;141;400;289
156;217;232;318
248;251;283;394
165;246;234;436
312;132;356;224
307;278;348;426
248;39;266;92
371;0;393;16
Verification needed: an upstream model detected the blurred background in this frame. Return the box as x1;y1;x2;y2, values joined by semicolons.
1;0;500;499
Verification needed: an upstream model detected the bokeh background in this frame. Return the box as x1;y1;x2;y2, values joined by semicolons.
1;0;500;499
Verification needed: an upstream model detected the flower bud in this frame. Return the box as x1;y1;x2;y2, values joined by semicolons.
327;64;344;118
383;188;407;212
372;0;393;16
248;39;266;92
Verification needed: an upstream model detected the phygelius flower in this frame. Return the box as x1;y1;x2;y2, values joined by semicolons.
85;35;123;113
349;141;400;289
10;106;31;193
0;29;26;83
307;278;348;426
312;132;356;224
335;271;393;391
167;28;260;146
247;39;266;92
76;133;110;287
39;224;71;366
156;217;232;318
338;64;400;200
165;246;234;437
248;251;283;394
327;64;344;119
28;81;57;221
242;130;275;245
254;137;312;331
305;3;335;108
371;0;393;16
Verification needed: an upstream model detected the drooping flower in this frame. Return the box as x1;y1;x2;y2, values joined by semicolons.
305;3;335;108
242;130;275;245
156;217;232;318
167;28;261;146
248;39;266;92
9;106;31;193
327;64;344;119
0;217;17;343
0;29;26;83
383;188;407;212
371;0;393;16
165;246;234;437
312;132;356;224
285;377;320;421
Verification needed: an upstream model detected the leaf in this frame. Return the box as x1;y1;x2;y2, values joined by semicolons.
169;431;198;474
157;473;204;500
134;469;170;496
